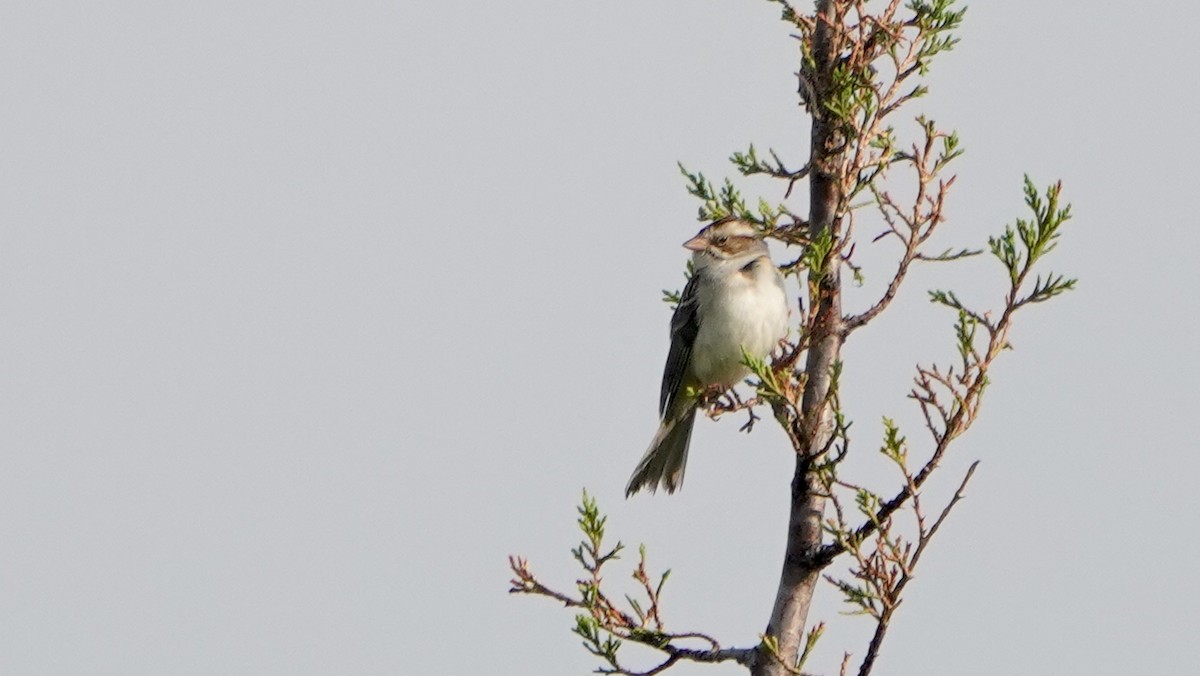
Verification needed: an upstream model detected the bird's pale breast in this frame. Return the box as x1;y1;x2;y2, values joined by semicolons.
690;263;788;387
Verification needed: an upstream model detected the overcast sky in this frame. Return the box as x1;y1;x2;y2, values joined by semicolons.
2;2;1197;675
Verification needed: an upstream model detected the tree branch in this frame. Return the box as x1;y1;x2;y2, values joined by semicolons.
855;461;979;676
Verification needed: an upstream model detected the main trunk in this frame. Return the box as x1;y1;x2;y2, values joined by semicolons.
752;2;844;674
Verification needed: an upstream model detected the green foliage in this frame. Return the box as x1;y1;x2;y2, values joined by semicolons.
730;143;785;178
797;623;825;671
570;491;629;672
572;490;623;575
825;58;878;124
510;492;690;675
908;0;967;73
741;347;785;407
759;622;826;673
574;613;622;669
932;177;1076;323
990;177;1072;277
879;417;907;466
764;0;799;25
914;116;965;172
758;619;825;672
678;163;786;228
679;163;751;223
989;176;1077;304
828;576;881;617
802;227;835;281
953;309;978;362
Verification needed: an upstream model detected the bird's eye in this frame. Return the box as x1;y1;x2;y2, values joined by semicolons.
714;236;728;246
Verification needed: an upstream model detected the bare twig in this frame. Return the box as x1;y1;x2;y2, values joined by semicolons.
855;461;980;676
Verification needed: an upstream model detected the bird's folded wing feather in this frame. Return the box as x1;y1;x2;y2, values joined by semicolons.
660;272;702;417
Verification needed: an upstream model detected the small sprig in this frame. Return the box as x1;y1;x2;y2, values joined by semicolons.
732;144;813;199
989;176;1077;305
679;163;751;223
509;492;756;674
759;627;825;676
678;162;793;231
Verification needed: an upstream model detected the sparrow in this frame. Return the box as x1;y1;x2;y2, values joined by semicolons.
626;218;789;496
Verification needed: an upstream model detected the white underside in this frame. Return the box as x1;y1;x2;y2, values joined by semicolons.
690;260;788;387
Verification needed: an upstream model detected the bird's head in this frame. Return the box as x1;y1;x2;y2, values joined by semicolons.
683;218;767;261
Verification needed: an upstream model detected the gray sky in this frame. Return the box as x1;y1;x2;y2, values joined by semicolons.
2;2;1196;674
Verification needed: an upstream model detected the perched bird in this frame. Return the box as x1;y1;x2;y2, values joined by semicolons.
626;218;789;496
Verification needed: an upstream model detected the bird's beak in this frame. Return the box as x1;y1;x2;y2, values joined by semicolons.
682;236;708;252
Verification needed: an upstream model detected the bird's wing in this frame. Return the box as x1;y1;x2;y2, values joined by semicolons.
660;272;702;417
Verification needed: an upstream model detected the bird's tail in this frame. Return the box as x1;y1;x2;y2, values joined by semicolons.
625;405;697;497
